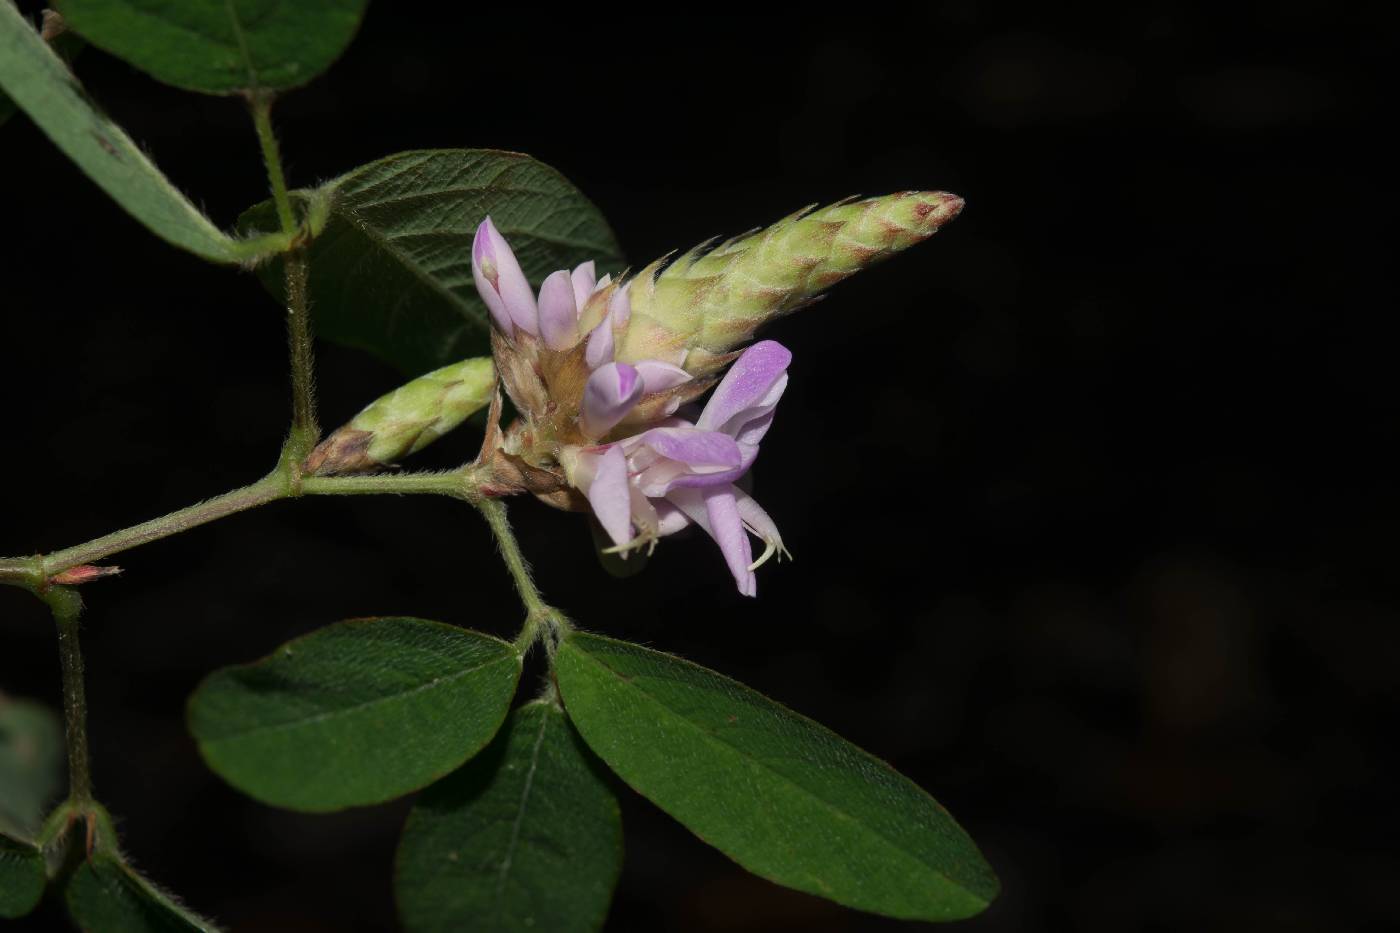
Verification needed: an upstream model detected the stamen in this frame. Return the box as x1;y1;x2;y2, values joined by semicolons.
748;538;777;572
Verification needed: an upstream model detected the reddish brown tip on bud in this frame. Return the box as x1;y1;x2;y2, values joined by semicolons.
50;564;122;586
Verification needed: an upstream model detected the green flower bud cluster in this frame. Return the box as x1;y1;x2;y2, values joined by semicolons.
618;191;964;375
304;357;495;475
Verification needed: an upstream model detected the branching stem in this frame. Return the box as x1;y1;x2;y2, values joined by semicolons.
43;587;91;803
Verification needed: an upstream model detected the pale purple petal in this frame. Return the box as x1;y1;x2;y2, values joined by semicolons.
571;261;597;311
471;224;512;333
653;498;692;536
635;360;691;395
705;486;756;596
471;217;537;335
662;486;755;595
660;440;758;491
583;446;632;547
632;427;741;471
537;270;579;350
697;340;791;438
663;486;710;531
585;311;615;369
580;362;643;438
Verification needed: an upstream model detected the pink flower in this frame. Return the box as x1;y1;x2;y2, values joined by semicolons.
562;341;791;596
471;219;790;596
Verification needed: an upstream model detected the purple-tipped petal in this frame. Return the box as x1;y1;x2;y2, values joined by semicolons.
537;270;579;350
697;340;791;439
571;261;597;311
635;360;692;395
585;311;616;369
580;362;644;439
471;217;537;335
583;446;632;547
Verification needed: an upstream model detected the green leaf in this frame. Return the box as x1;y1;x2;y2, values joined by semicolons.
238;149;625;376
0;832;46;919
395;700;623;933
53;0;368;95
0;12;83;130
187;617;522;812
0;695;64;839
554;633;1000;922
65;851;218;932
0;2;284;263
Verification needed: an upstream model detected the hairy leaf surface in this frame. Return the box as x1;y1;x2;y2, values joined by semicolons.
53;0;367;94
188;617;522;812
396;701;623;933
65;851;218;932
555;632;1000;922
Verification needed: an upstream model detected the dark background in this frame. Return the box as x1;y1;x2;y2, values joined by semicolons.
2;2;1392;931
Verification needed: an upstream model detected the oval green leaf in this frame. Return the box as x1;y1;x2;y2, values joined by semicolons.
65;851;218;932
0;3;282;263
187;617;522;812
53;0;368;95
396;700;623;933
238;149;625;376
0;695;63;839
554;632;1000;922
0;833;46;919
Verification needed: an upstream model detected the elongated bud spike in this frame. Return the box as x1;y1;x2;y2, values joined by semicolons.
618;191;964;375
305;357;496;475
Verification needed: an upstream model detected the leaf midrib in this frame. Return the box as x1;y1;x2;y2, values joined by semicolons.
568;642;986;905
201;650;516;743
492;707;550;918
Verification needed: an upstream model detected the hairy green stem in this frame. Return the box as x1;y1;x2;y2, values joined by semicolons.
473;497;571;651
0;463;482;587
250;93;295;236
283;249;319;452
37;472;287;578
250;91;319;453
302;471;472;497
44;587;91;803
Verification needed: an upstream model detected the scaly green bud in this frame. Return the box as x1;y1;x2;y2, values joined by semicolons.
617;191;964;375
304;357;496;475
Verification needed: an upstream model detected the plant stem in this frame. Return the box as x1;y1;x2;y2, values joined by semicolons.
250;92;295;236
473;497;571;651
44;587;91;803
250;91;319;454
0;465;482;587
302;471;472;497
283;249;318;452
38;472;288;578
